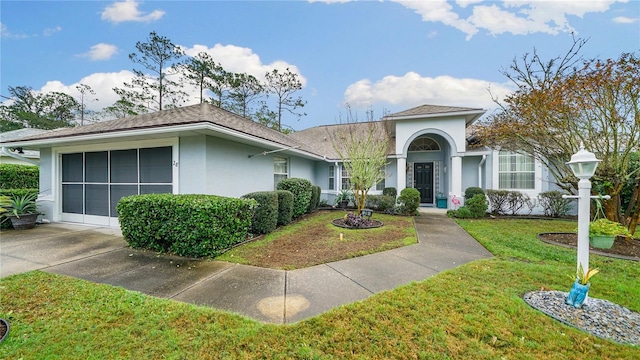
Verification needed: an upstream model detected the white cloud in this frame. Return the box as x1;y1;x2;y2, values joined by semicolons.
101;0;165;23
343;71;513;111
38;71;137;112
79;43;118;61
0;22;28;39
182;43;307;86
393;0;479;39
43;26;62;36
456;0;483;9
613;16;638;24
392;0;626;40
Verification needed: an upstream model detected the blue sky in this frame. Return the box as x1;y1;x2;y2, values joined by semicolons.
1;0;638;130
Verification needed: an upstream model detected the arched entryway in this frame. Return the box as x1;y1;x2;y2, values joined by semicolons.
399;131;457;207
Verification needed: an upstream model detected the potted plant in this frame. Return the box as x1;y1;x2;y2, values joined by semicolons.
335;189;353;209
589;218;631;249
565;264;599;308
3;193;40;230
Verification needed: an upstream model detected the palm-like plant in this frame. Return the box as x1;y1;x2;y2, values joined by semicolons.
6;193;38;218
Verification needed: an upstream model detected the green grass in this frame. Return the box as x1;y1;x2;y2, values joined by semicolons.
1;218;638;359
217;211;417;269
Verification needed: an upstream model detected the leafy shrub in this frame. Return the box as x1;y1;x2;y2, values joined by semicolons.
505;191;537;215
455;207;474;219
117;194;256;258
365;195;396;212
0;188;39;229
451;194;488;219
383;187;397;197
397;188;421;215
0;164;39;189
275;190;294;225
343;212;375;228
486;189;510;215
465;194;488;218
464;187;485;201
242;191;278;234
307;185;321;213
277;178;313;218
538;190;573;217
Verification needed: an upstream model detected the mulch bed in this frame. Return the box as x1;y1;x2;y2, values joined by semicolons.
0;319;8;342
538;233;640;261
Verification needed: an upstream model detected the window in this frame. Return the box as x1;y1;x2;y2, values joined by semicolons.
341;165;351;190
376;166;386;191
274;157;288;188
498;151;535;189
61;146;173;218
328;165;335;190
408;136;440;151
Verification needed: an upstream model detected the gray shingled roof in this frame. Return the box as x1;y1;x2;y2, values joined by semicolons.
386;104;484;118
2;103;312;152
1;103;486;160
289;121;395;160
0;128;50;142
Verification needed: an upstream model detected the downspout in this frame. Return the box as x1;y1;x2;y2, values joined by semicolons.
1;147;39;166
478;154;486;189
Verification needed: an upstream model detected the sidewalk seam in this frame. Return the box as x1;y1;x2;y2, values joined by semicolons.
323;264;375;295
166;264;238;299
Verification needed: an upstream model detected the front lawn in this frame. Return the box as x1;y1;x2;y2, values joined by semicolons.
1;218;638;359
217;210;417;269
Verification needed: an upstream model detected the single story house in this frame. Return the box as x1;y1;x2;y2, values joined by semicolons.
0;103;559;227
0;128;49;166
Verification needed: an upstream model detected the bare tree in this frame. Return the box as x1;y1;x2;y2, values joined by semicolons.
333;106;391;214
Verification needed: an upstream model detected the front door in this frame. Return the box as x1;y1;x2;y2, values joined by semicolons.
414;162;433;204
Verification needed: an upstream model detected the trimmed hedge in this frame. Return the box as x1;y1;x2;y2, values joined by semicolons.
0;164;39;189
242;191;278;234
307;185;321;213
397;188;421;215
275;190;294;225
116;194;256;258
277;178;313;218
365;195;396;212
383;187;397;197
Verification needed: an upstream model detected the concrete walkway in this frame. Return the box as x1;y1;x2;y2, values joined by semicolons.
0;209;492;324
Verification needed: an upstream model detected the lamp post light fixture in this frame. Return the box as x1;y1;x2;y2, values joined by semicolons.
565;143;602;280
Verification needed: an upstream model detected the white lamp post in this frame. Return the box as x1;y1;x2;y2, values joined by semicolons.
565;143;601;278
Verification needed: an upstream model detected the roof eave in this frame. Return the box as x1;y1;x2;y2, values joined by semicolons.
385;109;486;124
0;122;326;161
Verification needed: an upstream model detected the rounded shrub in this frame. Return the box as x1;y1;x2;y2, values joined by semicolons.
275;190;294;225
455;207;473;219
464;187;485;201
398;188;421;215
383;187;397;197
242;191;278;234
277;178;313;219
465;193;488;218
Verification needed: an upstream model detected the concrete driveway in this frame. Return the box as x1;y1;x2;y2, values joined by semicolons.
0;223;126;278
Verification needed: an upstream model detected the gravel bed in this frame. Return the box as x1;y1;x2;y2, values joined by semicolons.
524;291;640;346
